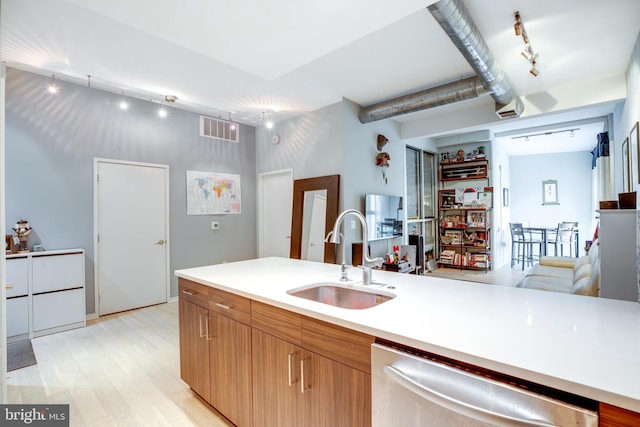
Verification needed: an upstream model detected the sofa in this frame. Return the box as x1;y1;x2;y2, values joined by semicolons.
516;239;599;296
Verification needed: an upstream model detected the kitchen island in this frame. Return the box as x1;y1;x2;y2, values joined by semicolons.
175;257;640;423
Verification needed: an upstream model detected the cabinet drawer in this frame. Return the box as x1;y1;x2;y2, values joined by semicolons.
6;257;28;297
251;301;301;345
32;252;84;293
179;279;210;308
302;316;373;374
208;287;251;325
33;288;85;332
7;296;29;337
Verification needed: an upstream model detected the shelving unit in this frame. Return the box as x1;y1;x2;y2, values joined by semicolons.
437;155;492;272
438;207;491;271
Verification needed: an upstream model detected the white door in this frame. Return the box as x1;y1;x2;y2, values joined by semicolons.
258;169;293;258
305;194;327;262
95;159;169;315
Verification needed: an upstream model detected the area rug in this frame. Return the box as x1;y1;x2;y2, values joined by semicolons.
7;339;37;371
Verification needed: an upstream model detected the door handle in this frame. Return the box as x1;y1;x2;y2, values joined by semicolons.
155;239;165;245
6;284;14;289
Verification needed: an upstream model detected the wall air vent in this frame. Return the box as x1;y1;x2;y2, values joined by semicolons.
200;116;239;143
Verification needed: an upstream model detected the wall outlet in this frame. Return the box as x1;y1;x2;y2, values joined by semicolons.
350;220;356;229
211;222;220;230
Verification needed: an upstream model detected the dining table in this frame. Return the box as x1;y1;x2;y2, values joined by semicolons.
524;225;580;257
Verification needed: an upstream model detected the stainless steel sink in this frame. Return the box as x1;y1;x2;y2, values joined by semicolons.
287;282;395;309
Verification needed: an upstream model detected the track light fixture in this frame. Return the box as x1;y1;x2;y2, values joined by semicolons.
158;95;177;118
511;128;580;141
262;112;274;129
48;74;58;94
514;11;539;77
119;92;128;110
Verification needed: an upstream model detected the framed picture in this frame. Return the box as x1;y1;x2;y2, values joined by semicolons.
502;188;509;207
622;137;631;192
632;122;640;185
477;191;492;208
542;179;559;205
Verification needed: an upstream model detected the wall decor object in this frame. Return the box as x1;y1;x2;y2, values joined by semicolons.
376;134;389;151
542;179;559;205
622;137;631;192
503;188;509;207
632;122;640;184
186;171;241;215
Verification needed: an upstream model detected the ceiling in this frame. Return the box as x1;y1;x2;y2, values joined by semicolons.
2;0;639;154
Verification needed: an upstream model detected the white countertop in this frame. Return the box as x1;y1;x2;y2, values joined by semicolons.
175;257;640;412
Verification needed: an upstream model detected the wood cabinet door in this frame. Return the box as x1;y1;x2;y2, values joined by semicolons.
210;313;253;427
301;350;371;427
252;329;302;427
179;298;211;402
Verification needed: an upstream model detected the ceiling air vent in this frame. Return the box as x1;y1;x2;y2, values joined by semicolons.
200;116;239;143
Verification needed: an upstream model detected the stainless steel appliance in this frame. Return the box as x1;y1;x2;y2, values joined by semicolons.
372;343;598;426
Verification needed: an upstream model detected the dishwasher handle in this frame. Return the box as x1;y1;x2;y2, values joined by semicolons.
383;365;555;427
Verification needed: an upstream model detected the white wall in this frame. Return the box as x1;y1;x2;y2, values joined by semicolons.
510;151;596;255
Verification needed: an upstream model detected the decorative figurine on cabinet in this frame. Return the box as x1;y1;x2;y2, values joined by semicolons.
12;219;32;253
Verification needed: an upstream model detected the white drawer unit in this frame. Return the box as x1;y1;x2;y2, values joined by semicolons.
32;252;84;293
6;249;86;340
6;257;28;298
33;288;85;334
6;297;29;339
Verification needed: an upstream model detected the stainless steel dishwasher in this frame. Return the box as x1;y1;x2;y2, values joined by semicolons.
371;343;598;426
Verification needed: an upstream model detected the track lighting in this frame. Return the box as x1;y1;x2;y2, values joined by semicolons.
262;112;274;129
48;74;58;94
514;11;539;76
229;112;236;130
119;92;128;110
512;128;580;141
158;95;177;118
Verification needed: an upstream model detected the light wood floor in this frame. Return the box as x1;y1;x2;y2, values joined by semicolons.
7;302;230;427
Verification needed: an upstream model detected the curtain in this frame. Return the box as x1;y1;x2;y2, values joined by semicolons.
591;131;612;205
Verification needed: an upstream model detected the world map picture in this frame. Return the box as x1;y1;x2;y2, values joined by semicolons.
186;171;241;215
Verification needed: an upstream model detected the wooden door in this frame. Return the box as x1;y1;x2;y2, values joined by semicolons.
210;314;253;427
96;159;169;315
302;350;371;427
178;298;210;402
252;329;302;427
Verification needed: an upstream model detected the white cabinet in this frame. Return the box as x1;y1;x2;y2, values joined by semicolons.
6;249;86;341
597;210;638;302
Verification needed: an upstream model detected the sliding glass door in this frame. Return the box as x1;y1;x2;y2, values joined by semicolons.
406;146;436;272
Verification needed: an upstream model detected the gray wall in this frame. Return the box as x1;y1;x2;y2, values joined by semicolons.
5;68;257;314
509;151;596;255
256;98;405;264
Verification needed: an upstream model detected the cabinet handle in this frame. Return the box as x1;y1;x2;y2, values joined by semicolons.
6;284;14;289
199;314;206;338
215;302;231;310
182;289;194;296
300;358;309;393
288;353;297;386
205;316;214;341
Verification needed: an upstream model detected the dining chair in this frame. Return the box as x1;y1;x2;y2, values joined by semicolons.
510;223;543;270
546;222;575;257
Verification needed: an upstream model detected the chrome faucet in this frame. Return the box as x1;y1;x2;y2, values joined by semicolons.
326;209;384;285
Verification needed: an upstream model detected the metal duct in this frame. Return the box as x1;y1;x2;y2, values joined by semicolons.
358;0;523;123
358;76;488;124
429;0;523;118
